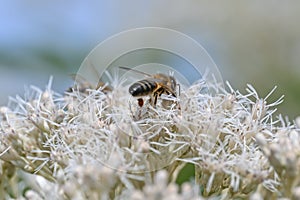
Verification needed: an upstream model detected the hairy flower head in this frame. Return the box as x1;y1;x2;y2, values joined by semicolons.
0;76;299;199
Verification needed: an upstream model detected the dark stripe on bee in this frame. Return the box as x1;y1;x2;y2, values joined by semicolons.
129;79;157;96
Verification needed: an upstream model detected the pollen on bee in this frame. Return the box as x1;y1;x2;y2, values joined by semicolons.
137;98;144;107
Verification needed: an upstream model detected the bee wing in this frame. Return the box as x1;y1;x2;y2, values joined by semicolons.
119;66;152;78
69;73;92;86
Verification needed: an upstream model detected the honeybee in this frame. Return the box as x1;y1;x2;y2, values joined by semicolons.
119;66;179;107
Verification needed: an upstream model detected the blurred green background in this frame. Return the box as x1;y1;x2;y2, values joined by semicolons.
0;1;299;119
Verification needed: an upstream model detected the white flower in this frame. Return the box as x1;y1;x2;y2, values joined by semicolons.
0;76;299;199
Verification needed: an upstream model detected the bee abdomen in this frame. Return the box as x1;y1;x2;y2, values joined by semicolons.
129;80;157;97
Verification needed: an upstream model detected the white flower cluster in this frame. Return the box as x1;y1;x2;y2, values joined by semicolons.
0;77;299;199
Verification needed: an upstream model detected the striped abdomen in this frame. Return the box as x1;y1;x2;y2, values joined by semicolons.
129;79;158;97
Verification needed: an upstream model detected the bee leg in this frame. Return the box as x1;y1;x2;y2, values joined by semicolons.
163;86;176;97
148;95;153;106
152;92;158;107
163;87;180;110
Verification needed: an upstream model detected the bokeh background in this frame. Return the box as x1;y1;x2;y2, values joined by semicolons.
0;1;299;118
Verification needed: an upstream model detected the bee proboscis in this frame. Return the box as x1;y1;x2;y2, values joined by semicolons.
119;66;179;107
